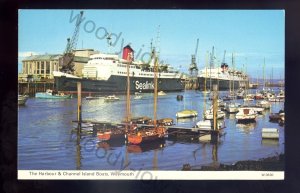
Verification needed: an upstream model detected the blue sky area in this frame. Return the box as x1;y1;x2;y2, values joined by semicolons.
18;9;285;79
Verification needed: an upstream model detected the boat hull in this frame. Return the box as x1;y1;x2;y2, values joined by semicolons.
127;134;164;145
35;93;71;99
54;75;184;94
197;77;249;91
97;132;125;141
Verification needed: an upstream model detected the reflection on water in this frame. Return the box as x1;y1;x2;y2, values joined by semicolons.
236;121;257;131
261;139;279;146
18;90;285;170
127;140;166;154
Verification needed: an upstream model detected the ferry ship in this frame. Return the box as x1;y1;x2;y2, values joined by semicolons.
53;45;184;94
197;48;249;91
197;64;249;91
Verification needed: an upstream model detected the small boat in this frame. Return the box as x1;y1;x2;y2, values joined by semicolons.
196;119;225;131
127;125;166;145
243;94;254;102
176;95;183;101
202;90;211;94
18;95;29;105
35;89;71;99
158;91;167;96
157;118;174;126
278;115;285;126
256;100;271;109
277;90;285;99
104;95;120;102
236;88;245;99
269;110;284;122
240;104;264;114
236;108;257;122
225;102;240;113
176;109;198;119
134;92;143;100
204;109;225;120
97;124;127;141
261;128;279;139
85;96;103;100
254;92;264;100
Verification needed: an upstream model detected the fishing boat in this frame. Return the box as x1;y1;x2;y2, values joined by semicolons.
236;108;257;122
97;124;127;141
35;89;71;99
104;95;120;102
197;47;249;91
53;45;184;94
127;50;167;145
18;95;29;105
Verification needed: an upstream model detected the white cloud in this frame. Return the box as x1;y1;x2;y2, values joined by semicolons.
18;51;40;58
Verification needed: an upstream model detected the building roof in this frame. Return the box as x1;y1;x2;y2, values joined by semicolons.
22;54;90;63
22;54;62;61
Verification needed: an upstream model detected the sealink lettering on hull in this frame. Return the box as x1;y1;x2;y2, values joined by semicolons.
135;81;154;90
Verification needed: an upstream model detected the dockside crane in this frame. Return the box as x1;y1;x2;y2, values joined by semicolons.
59;11;84;74
188;38;199;89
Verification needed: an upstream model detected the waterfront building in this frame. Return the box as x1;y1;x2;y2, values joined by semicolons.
21;49;98;80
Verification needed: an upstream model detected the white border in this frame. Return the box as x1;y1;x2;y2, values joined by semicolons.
18;170;284;180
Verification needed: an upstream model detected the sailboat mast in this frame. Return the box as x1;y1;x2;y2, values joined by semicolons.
126;54;131;126
263;58;265;89
204;52;208;92
153;52;158;126
232;53;235;93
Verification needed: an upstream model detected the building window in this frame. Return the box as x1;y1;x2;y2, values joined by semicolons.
46;61;50;74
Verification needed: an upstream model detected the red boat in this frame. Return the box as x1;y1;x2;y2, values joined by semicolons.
127;126;166;145
97;124;127;141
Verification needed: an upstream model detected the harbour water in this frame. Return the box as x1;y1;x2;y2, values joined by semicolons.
18;89;284;170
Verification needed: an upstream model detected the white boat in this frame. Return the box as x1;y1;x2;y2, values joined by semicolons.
176;109;198;119
196;120;225;130
236;108;256;122
35;89;72;99
277;90;285;99
204;109;225;120
134;92;143;100
158;91;167;96
240;105;264;114
256;100;271;109
85;96;103;100
104;95;120;102
243;95;254;102
18;95;29;105
261;128;279;139
225;102;240;113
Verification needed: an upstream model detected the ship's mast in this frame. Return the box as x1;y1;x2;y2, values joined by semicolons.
126;53;131;130
153;49;158;127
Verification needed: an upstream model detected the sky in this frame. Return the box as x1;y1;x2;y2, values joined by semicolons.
18;9;285;79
